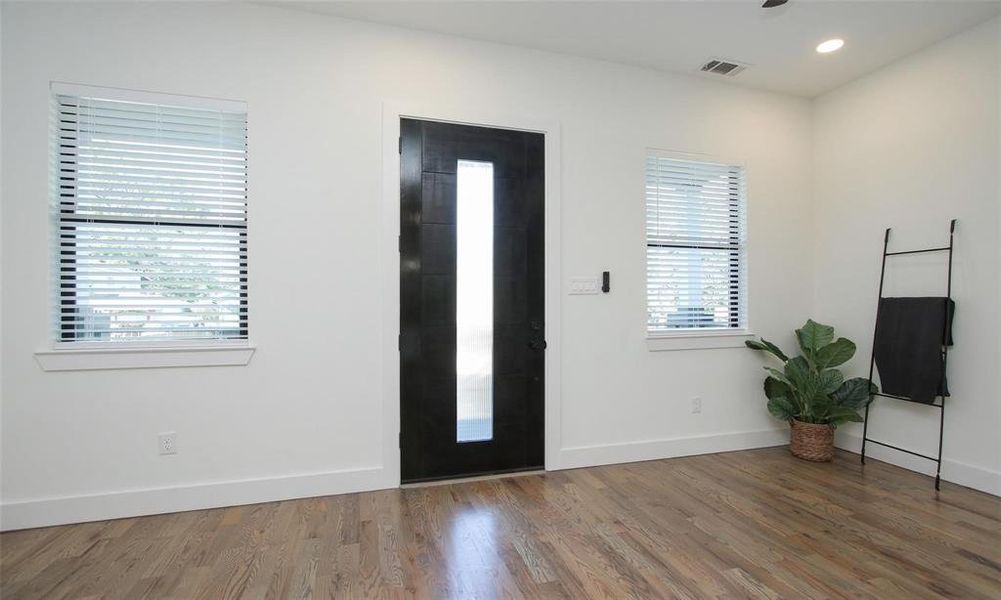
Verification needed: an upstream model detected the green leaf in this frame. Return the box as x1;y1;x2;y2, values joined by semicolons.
764;367;792;386
809;390;836;414
785;356;822;412
783;356;812;388
833;377;876;409
763;376;791;401
825;406;865;426
764;376;804;414
767;396;798;421
818;369;844;394
816;338;856;369
796;319;835;356
745;338;789;362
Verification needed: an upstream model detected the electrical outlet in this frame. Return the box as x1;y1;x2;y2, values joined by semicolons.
158;432;178;455
691;397;703;414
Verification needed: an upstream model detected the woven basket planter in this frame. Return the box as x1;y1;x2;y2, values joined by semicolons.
789;420;835;462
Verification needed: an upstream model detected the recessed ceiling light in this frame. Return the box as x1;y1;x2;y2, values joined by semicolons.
816;39;845;54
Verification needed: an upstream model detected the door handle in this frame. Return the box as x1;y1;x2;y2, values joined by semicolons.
528;340;547;351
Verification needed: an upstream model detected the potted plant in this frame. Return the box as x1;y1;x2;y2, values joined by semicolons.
745;319;876;462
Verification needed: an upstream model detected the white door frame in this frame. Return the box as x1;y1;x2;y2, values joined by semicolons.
380;101;563;484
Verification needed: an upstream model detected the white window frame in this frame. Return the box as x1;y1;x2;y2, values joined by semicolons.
644;149;751;352
37;83;254;370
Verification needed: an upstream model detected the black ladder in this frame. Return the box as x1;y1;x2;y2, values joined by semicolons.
861;219;956;491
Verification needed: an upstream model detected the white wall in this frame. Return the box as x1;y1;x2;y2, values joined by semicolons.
0;1;4;508
814;18;1001;495
0;2;814;528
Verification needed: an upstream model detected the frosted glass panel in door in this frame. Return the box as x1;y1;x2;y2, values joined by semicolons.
456;160;494;443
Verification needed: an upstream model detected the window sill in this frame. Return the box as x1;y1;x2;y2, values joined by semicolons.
646;331;753;352
34;344;256;372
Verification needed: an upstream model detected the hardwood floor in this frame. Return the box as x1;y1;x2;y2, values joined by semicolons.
2;448;1000;599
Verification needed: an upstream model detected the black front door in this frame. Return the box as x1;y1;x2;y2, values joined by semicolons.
400;119;545;483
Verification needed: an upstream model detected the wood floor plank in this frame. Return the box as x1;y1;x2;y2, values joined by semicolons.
2;448;1000;599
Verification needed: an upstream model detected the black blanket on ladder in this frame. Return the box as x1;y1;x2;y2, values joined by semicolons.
873;297;955;404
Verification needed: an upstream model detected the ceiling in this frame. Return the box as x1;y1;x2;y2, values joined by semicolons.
274;0;1001;97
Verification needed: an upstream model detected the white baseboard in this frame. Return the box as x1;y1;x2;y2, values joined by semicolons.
556;428;788;471
0;430;789;530
1;465;391;531
21;427;990;532
836;433;1001;497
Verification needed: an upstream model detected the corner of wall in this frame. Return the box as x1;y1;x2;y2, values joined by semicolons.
0;0;6;506
996;15;1001;479
810;16;1001;497
807;91;820;324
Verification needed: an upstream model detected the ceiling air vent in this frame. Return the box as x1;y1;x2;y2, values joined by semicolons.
700;58;749;77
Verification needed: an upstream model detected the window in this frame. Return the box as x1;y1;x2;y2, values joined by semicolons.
455;160;494;442
646;152;746;334
52;84;248;344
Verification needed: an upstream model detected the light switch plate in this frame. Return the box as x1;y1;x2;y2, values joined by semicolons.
569;277;600;295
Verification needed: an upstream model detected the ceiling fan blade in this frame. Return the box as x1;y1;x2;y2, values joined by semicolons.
762;0;788;7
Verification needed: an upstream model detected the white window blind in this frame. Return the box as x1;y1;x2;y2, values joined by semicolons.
646;153;746;333
52;85;248;343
